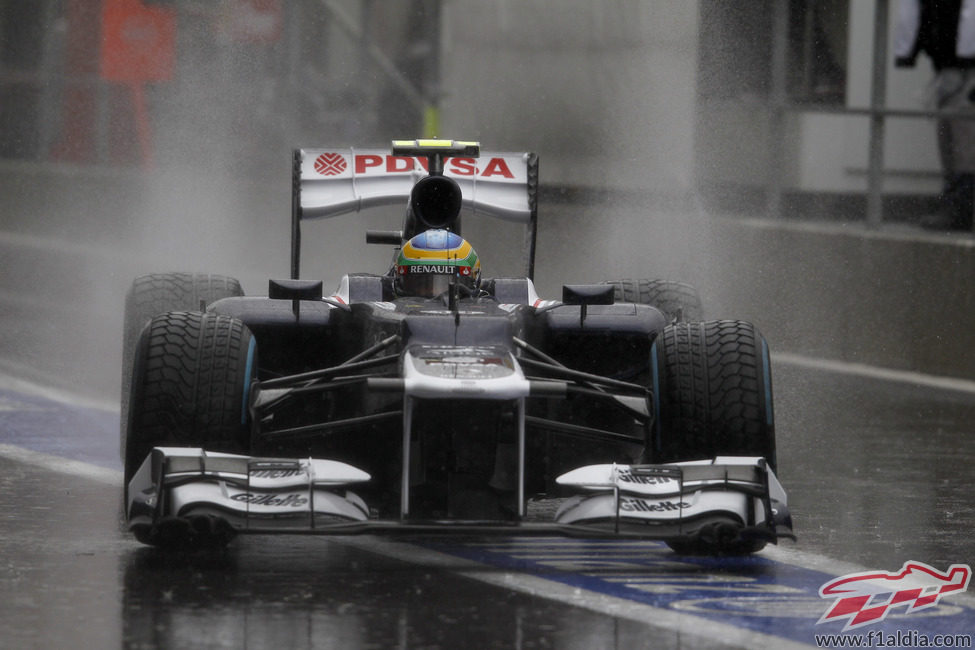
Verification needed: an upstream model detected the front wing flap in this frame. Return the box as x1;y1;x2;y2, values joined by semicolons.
127;448;793;545
126;448;373;539
554;457;794;542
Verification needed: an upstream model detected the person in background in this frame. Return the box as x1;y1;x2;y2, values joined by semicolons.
895;0;975;232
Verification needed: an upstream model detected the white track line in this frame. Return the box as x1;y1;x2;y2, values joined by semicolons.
0;444;121;486
762;545;975;608
773;352;975;395
339;536;818;650
0;229;128;260
0;365;120;413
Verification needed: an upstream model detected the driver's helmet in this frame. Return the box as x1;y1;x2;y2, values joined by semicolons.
396;229;480;297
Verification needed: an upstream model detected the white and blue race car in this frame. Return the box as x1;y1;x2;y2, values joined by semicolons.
121;140;793;555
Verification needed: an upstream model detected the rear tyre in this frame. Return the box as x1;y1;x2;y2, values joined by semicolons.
124;311;256;486
605;279;703;322
651;320;776;555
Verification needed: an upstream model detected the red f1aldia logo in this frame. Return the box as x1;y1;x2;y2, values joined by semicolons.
817;561;971;631
314;152;347;176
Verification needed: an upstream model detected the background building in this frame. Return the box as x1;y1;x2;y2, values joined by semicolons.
0;0;945;221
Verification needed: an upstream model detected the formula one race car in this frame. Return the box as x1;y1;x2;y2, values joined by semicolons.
121;140;793;555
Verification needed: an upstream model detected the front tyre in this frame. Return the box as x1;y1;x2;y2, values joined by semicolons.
124;311;256;486
651;320;775;467
651;320;776;555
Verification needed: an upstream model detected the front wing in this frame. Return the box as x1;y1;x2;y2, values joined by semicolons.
127;448;794;546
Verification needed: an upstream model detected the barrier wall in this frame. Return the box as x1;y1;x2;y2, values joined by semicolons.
702;217;975;381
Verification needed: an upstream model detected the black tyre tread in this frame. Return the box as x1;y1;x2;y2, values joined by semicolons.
123;273;243;355
653;320;775;468
606;279;704;322
124;311;253;482
120;273;243;460
667;533;767;557
127;272;243;308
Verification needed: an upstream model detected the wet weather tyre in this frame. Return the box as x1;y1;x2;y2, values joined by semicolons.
651;320;776;556
124;311;256;486
120;273;243;460
605;279;703;322
651;320;775;468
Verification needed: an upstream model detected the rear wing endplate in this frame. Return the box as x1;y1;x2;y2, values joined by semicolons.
290;146;539;279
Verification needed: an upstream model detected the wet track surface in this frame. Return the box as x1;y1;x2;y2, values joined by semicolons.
2;180;974;648
1;361;973;648
6;454;733;650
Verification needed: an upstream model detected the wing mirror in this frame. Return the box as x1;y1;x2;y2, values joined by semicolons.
561;284;615;327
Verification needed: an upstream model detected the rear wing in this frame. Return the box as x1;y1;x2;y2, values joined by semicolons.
290;144;539;279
